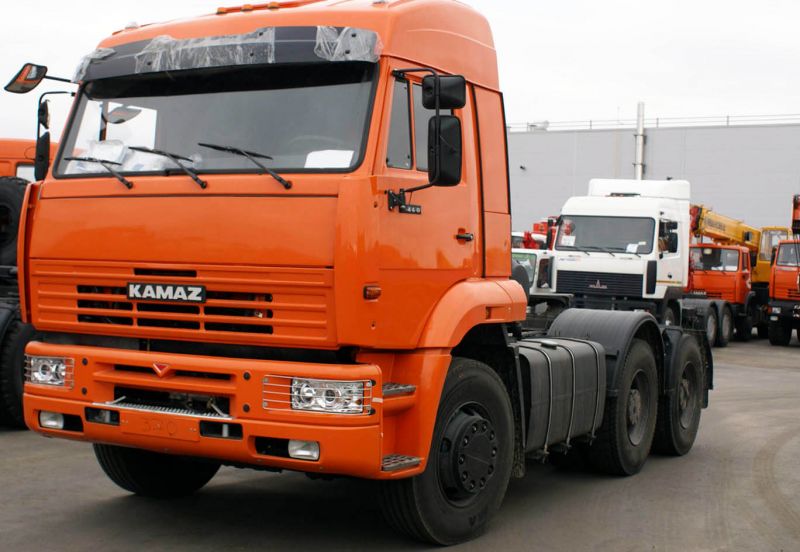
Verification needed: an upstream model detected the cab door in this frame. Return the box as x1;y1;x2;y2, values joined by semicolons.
373;62;481;347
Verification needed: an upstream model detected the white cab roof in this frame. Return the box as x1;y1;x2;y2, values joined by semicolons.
588;179;691;200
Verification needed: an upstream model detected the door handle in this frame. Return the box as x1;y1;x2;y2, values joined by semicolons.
455;232;474;242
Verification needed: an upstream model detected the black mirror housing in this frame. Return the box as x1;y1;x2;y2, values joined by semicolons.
422;75;466;110
771;246;778;266
5;63;48;94
428;115;462;186
34;131;51;181
667;232;679;253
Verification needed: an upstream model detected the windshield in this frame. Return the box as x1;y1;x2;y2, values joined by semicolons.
55;62;376;177
555;215;655;254
759;229;790;261
691;247;739;271
777;243;800;267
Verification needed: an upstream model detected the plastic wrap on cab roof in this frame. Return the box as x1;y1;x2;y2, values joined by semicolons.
73;26;383;82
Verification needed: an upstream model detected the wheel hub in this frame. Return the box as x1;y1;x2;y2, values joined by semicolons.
439;409;497;501
627;388;642;426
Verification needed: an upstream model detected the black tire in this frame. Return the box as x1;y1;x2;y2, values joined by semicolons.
0;177;28;266
378;357;514;545
511;260;531;297
586;339;658;476
756;323;769;339
768;320;792;346
93;444;220;498
716;306;733;347
734;313;753;342
663;303;680;327
0;318;38;428
704;308;718;347
653;334;703;455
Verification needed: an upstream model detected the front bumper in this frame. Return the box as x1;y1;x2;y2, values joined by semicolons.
768;300;800;325
23;341;434;479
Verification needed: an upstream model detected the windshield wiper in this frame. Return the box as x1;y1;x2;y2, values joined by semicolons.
64;156;133;189
581;246;616;257
198;142;292;190
129;146;207;189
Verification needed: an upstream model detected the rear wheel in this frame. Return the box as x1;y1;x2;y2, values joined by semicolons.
768;320;792;346
704;309;718;347
653;334;703;455
0;318;38;428
716;305;733;347
663;304;680;326
379;358;514;545
587;339;658;476
93;444;220;498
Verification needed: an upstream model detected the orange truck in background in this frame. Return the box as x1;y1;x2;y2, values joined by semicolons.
0;139;37;179
11;0;712;544
767;195;800;345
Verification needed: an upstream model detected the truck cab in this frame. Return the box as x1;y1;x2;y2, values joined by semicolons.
551;179;689;323
768;239;800;345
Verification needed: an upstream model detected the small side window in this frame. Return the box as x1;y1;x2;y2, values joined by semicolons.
386;79;412;169
413;83;451;172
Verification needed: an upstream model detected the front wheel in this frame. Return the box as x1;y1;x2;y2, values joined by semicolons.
705;308;718;347
653;334;703;455
94;444;220;498
734;312;753;342
587;339;658;476
379;358;514;545
768;320;792;346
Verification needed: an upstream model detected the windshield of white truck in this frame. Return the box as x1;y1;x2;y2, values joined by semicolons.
690;247;739;271
776;244;800;266
555;216;655;254
55;62;376;177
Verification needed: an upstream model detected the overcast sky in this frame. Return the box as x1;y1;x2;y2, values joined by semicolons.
3;0;800;140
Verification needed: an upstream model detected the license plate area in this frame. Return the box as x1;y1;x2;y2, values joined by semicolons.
120;410;200;442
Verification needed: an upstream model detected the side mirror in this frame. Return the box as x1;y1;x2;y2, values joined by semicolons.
667;232;679;253
34;131;51;181
422;75;466;110
771;247;778;266
428;115;462;186
38;99;50;130
5;63;48;94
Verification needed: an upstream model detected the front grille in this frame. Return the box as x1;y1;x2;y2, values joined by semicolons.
31;261;335;347
557;270;643;297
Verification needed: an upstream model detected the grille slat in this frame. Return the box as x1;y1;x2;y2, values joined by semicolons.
557;270;643;297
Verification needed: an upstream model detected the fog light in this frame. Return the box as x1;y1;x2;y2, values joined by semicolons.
39;411;65;429
290;378;369;414
26;356;74;388
288;439;320;461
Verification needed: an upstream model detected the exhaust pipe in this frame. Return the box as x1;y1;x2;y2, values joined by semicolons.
634;102;645;180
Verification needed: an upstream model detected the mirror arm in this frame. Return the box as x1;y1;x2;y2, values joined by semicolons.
43;75;72;84
392;68;442;183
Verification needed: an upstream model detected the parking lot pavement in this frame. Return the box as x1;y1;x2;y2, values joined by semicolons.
2;338;799;551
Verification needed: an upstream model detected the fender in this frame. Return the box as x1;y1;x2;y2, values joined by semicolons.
417;278;527;348
547;308;663;396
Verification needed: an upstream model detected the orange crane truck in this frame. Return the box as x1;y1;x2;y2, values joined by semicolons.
767;195;800;345
686;205;791;343
10;0;712;544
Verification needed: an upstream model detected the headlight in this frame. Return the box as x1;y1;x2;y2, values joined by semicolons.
290;378;368;414
772;306;782;314
25;356;74;388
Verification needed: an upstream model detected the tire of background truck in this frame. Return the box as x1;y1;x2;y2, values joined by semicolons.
715;305;733;347
704;308;718;347
93;444;220;498
757;323;769;339
0;319;39;428
664;304;680;326
511;260;531;297
653;334;703;456
768;320;792;346
586;339;658;476
734;312;753;342
0;177;28;266
378;357;514;545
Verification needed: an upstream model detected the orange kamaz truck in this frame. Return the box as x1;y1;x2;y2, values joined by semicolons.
10;0;712;544
767;195;800;345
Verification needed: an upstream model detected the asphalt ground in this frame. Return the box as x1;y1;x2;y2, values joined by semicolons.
2;338;799;551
